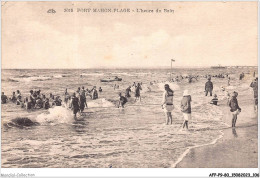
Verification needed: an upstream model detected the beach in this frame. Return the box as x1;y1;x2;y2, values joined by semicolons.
176;125;258;168
1;68;258;168
176;98;258;168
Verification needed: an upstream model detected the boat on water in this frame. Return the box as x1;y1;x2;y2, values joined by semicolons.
211;65;227;69
100;76;122;82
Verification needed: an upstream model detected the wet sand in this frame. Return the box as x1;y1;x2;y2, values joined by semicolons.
176;99;258;168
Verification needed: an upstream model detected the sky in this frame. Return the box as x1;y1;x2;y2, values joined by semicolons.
1;1;258;69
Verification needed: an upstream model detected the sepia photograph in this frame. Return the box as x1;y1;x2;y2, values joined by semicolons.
1;1;258;176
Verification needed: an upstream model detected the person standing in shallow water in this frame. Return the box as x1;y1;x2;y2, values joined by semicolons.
205;77;213;96
71;92;80;119
16;90;22;105
92;86;98;100
135;83;142;102
1;92;8;104
10;92;17;103
118;93;127;108
250;77;258;112
161;84;174;125
64;88;70;108
229;91;241;128
79;92;88;113
125;86;131;98
181;90;192;130
227;77;231;86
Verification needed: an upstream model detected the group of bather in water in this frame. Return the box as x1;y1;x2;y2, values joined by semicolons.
1;86;101;112
1;90;59;109
0;82;143;118
1;72;258;128
162;74;258;130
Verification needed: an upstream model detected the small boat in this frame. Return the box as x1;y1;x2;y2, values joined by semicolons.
211;64;227;69
100;76;122;82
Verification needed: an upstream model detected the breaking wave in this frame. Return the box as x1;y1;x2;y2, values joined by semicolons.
87;98;115;108
35;107;74;125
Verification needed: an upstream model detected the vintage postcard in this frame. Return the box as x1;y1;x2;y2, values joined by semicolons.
1;1;258;177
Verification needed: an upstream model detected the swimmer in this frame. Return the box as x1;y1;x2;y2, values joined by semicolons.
135;83;142;102
118;93;127;108
85;88;92;99
35;95;43;108
26;97;33;110
79;91;88;113
64;88;70;108
29;90;35;106
49;94;55;106
43;97;50;109
229;91;241;127
92;86;98;100
54;96;62;106
16;90;22;105
77;87;81;94
71;93;80;119
205;77;213;96
210;94;218;105
188;76;192;83
125;86;131;98
250;77;258;112
227;77;231;86
1;92;8;104
181;90;192;130
10;92;17;103
81;86;86;95
37;90;41;95
161;84;174;125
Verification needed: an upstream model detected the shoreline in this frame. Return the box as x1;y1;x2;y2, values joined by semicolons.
175;99;258;168
172;100;227;168
172;130;224;168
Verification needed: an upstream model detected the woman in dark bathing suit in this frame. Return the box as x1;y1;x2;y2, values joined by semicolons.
135;83;142;102
71;93;80;119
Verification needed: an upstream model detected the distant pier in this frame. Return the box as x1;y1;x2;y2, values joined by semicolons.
226;66;257;69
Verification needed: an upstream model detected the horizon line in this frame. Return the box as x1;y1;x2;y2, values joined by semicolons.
1;65;258;70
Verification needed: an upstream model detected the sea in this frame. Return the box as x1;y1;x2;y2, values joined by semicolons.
1;68;257;168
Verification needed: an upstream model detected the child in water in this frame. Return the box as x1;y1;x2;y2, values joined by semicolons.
210;94;218;105
229;91;241;127
181;90;192;130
